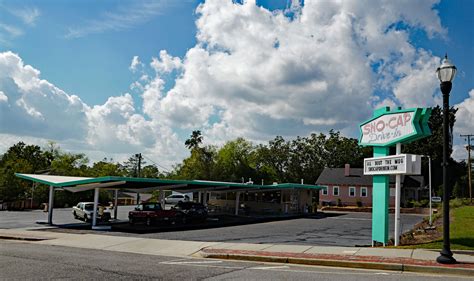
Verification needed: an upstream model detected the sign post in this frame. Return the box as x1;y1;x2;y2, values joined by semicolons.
359;107;430;246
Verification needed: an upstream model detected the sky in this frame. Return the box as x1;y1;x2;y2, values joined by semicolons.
0;0;473;171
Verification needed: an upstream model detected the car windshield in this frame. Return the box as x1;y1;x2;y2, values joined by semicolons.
143;204;161;211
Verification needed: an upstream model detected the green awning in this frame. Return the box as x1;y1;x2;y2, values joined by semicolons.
15;173;323;193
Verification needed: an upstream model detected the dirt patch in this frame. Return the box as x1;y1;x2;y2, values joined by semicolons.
400;216;443;245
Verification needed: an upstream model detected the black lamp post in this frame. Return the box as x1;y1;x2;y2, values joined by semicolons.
436;54;457;264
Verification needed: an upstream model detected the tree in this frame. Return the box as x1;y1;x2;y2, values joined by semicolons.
0;142;50;202
256;136;291;183
174;145;217;180
89;158;125;177
140;165;163;178
123;154;146;177
214;138;257;182
185;130;203;150
404;106;460;193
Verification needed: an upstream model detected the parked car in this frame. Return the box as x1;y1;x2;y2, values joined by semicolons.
128;203;183;226
72;202;111;222
173;202;208;223
165;194;190;205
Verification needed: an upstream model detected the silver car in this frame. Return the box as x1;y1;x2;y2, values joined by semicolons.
164;194;190;205
72;202;110;222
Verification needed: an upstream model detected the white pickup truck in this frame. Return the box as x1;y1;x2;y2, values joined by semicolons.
72;202;111;222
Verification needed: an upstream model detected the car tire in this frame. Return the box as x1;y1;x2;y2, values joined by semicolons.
129;217;134;225
73;211;78;219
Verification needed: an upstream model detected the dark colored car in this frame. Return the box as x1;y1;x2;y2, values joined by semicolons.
128;203;182;226
174;202;208;223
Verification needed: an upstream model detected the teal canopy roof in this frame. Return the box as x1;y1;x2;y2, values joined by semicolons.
15;173;323;193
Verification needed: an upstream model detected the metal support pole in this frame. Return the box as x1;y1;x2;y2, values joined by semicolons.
395;143;401;246
160;190;165;207
114;189;118;220
92;187;99;227
235;192;240;215
203;191;207;206
437;81;456;264
198;192;201;203
460;134;473;202
428;156;432;226
48;185;54;225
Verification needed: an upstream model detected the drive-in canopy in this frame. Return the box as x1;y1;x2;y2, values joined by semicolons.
15;173;323;228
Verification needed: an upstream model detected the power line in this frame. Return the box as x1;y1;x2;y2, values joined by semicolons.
142;154;171;173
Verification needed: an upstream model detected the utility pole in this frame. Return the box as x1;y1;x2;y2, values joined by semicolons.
135;153;142;204
460;134;473;203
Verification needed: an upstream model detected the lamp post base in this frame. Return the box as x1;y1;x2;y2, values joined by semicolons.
437;250;457;264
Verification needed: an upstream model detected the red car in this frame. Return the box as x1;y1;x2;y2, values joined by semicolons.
128;203;182;226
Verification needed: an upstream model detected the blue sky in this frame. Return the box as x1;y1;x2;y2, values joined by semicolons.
0;0;473;166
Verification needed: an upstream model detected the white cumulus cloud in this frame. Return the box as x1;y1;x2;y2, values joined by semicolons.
0;0;455;168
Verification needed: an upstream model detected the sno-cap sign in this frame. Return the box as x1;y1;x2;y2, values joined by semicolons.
359;107;431;147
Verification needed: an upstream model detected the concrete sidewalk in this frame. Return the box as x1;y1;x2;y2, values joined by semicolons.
0;228;473;276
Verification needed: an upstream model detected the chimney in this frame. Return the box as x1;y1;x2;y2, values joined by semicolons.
344;164;350;177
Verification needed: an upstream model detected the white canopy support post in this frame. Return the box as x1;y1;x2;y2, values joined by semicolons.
203;191;208;206
92;187;99;227
235;192;240;215
114;189;118;220
160;190;165;207
395;143;402;246
48;185;54;225
198;192;202;203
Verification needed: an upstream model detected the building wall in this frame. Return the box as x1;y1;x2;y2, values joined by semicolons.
319;184;396;207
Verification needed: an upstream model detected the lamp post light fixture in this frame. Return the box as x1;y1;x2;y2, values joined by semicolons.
436;54;457;264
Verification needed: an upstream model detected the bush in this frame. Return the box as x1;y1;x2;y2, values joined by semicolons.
449;198;470;209
419;199;429;208
356;199;362;207
337;198;342;207
412;200;422;208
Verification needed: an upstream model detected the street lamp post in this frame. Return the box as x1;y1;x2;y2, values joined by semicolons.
436;54;457;264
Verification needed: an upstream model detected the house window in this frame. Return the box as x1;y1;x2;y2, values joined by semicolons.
361;187;368;197
349;186;356;197
321;186;328;196
333;186;339;196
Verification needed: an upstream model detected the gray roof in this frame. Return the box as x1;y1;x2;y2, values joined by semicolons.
316;168;372;186
316;168;424;187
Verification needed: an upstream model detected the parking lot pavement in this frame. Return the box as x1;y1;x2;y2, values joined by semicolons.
119;212;423;247
1;208;425;247
0;205;135;229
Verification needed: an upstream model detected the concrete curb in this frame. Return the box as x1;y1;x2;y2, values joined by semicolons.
0;235;49;241
200;252;474;277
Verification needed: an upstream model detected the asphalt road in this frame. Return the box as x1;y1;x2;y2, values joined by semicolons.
0;240;468;281
0;208;424;246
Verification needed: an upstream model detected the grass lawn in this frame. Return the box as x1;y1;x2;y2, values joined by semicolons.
403;205;474;250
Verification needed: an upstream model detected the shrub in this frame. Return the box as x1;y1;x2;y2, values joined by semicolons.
419;199;429;208
412;200;422;208
337;198;342;207
356;199;362;207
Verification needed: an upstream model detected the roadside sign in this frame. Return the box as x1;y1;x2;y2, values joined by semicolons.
359;107;431;147
431;197;442;203
364;154;422;175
